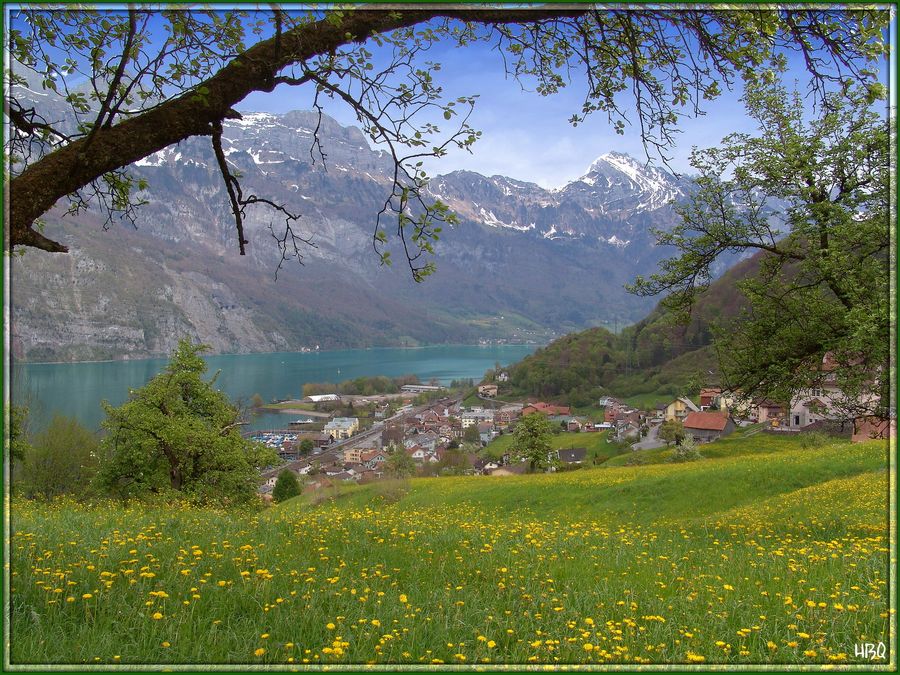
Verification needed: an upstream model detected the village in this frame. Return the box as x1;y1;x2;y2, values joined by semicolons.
257;357;889;497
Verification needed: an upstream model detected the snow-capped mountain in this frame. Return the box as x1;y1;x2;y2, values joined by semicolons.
561;151;689;214
11;104;709;361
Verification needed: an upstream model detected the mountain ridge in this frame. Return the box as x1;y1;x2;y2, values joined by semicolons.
10;101;731;362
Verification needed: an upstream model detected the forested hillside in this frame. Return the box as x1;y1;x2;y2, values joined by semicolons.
505;252;766;404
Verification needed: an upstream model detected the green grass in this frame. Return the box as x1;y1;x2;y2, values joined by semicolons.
9;437;891;667
261;401;317;411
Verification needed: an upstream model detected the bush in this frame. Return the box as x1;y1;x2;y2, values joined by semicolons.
668;434;702;463
19;414;99;500
799;431;832;449
272;470;301;503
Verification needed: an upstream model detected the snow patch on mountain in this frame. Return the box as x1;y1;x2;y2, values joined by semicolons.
224;112;280;128
604;235;630;248
479;207;535;232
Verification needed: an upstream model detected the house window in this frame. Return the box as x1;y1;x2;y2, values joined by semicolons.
794;415;800;426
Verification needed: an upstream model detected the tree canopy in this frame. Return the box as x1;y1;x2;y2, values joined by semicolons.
17;413;99;500
512;413;556;472
7;7;889;279
94;340;277;505
629;78;889;419
272;469;302;503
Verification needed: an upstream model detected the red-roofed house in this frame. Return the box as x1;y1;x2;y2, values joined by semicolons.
699;387;722;409
682;411;735;443
522;402;571;417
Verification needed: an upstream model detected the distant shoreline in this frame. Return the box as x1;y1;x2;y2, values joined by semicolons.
13;342;542;367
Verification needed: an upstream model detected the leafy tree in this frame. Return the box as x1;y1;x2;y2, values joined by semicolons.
94;340;278;505
250;393;265;409
384;447;416;479
658;419;685;447
7;405;32;464
512;413;556;472
630;79;889;419
437;447;470;476
298;438;315;455
272;469;301;503
18;414;99;499
462;424;481;444
8;7;887;280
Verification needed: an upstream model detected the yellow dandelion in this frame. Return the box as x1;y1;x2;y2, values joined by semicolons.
254;648;266;657
152;612;163;620
583;643;594;652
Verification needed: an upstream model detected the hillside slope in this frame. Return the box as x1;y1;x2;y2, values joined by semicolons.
504;251;766;403
10;438;890;665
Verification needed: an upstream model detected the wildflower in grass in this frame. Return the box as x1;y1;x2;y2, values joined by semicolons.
254;648;266;656
82;593;93;599
261;633;269;639
152;612;163;620
583;643;594;652
686;651;705;663
162;641;171;648
399;594;408;603
487;640;496;648
797;632;810;639
326;623;336;630
804;649;817;657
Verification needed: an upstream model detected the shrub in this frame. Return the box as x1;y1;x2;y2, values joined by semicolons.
799;431;832;449
272;470;301;503
668;434;702;463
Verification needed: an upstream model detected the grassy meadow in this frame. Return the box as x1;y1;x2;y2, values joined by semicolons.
8;436;893;667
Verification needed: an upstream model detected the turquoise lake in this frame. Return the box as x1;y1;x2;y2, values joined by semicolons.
12;344;537;433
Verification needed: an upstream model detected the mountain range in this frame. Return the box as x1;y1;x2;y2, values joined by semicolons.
12;93;719;362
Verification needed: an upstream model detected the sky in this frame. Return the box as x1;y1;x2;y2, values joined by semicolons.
10;7;892;190
236;13;893;190
238;36;751;188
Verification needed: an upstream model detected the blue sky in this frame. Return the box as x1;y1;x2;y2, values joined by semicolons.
11;7;890;189
239;37;751;188
237;15;893;189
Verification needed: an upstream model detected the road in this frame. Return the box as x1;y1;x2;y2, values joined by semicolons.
631;421;666;451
